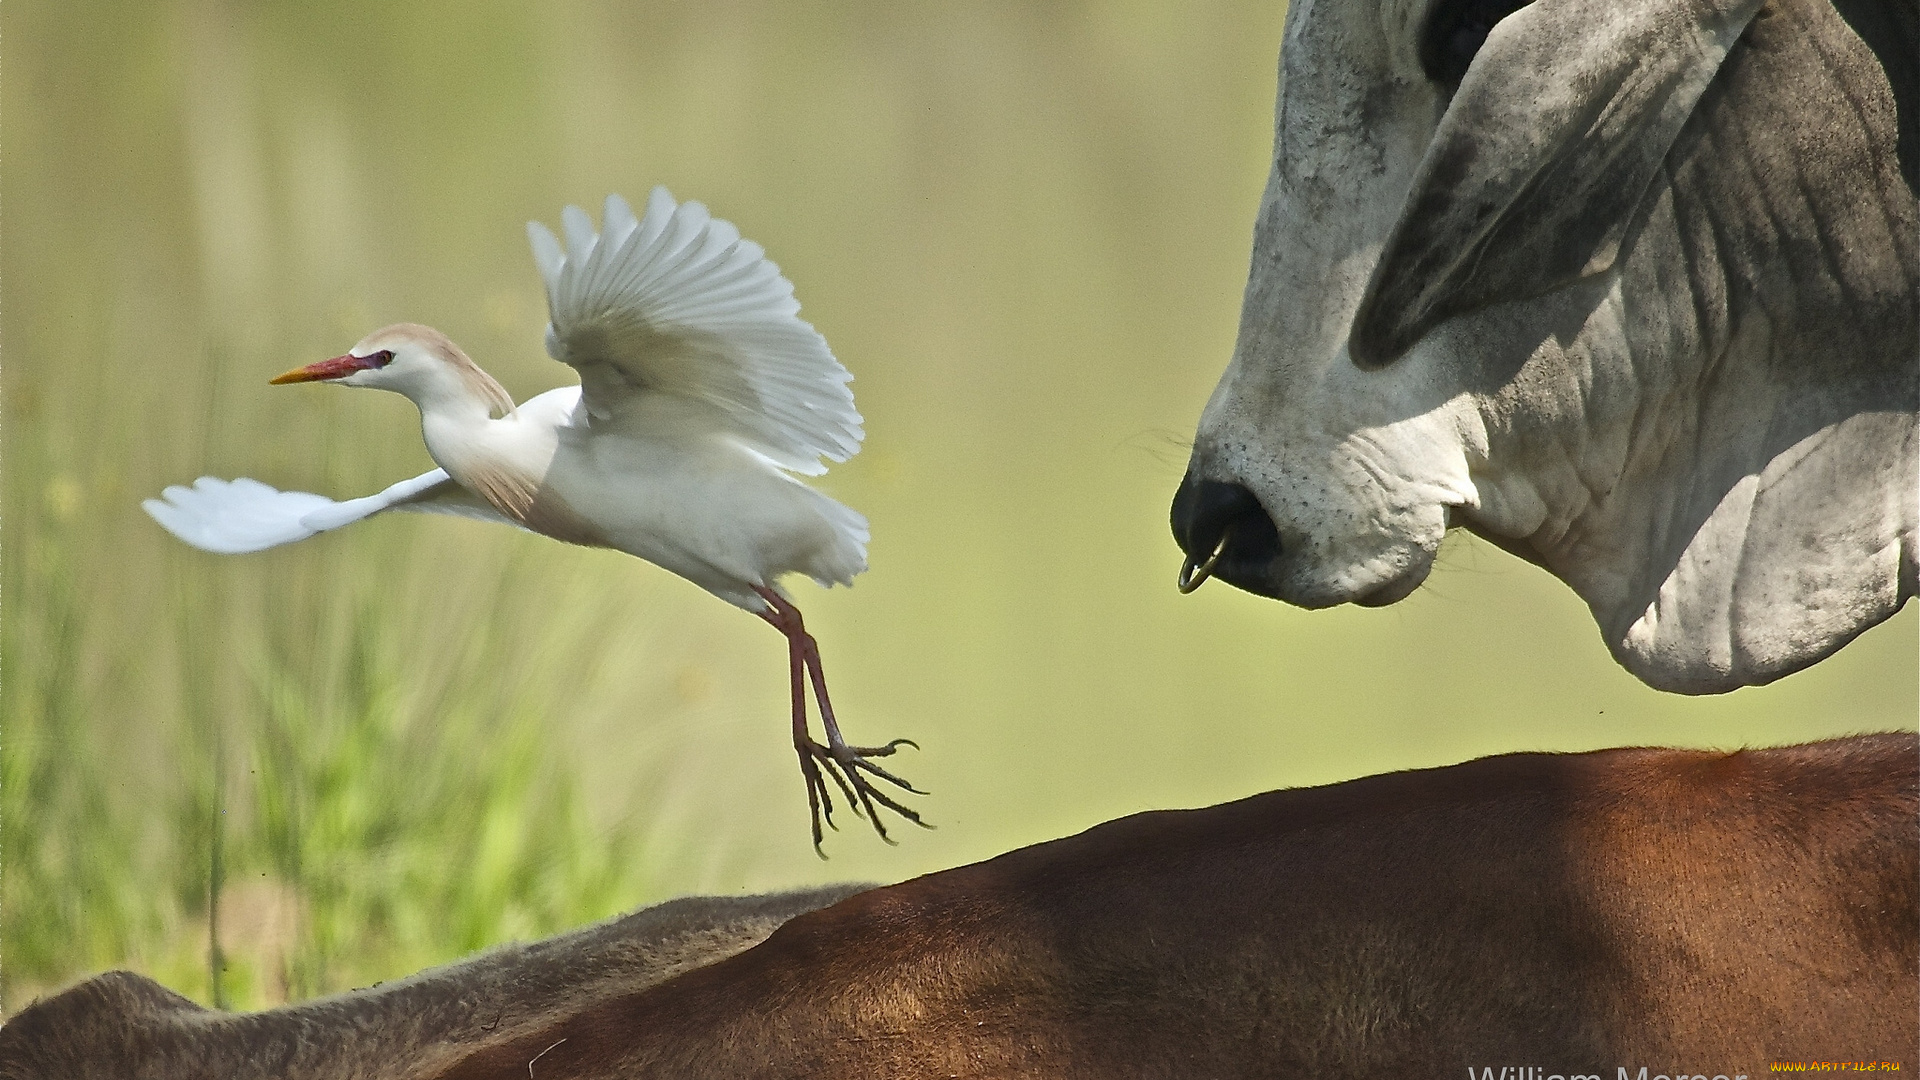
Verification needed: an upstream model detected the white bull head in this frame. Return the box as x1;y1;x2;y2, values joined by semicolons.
1174;0;1918;693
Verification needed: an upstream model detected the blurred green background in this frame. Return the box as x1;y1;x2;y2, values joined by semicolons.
5;0;1913;1014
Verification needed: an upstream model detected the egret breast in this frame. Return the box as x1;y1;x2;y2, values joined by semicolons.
425;403;611;549
464;462;610;548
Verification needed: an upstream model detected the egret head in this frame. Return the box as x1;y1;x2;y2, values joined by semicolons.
272;323;514;416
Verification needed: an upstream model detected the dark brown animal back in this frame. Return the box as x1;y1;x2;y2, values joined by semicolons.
429;734;1918;1078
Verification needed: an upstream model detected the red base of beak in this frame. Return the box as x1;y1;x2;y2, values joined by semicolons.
271;353;383;384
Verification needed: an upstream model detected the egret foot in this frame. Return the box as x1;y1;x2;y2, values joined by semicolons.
754;586;929;852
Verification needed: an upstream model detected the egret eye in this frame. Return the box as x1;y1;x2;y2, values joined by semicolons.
1419;0;1533;88
365;349;395;368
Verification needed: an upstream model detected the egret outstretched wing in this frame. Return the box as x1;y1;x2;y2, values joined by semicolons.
142;469;520;554
529;189;862;476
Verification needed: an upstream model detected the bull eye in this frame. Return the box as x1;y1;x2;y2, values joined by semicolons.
1419;0;1534;88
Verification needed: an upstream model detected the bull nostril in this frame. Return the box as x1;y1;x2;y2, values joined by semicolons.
1169;475;1283;592
1171;475;1263;554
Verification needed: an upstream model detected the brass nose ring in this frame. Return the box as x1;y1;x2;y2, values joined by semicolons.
1177;534;1230;594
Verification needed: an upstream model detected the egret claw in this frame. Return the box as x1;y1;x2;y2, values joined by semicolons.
799;736;926;852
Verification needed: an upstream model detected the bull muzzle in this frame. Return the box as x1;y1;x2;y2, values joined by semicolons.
1170;473;1282;596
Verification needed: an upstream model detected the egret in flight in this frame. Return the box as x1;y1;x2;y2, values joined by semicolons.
145;189;923;849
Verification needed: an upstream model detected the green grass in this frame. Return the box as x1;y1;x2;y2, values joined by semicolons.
2;492;154;991
3;468;656;1009
227;596;647;1003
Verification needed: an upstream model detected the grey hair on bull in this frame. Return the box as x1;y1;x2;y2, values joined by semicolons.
0;885;869;1080
1173;0;1916;693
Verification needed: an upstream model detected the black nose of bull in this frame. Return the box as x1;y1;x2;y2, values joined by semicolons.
1170;473;1281;594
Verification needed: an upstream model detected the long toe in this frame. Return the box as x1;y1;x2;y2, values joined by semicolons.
826;742;930;842
795;745;844;855
837;746;927;797
843;737;919;757
796;739;929;847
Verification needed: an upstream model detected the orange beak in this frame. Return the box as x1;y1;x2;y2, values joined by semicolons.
270;352;385;385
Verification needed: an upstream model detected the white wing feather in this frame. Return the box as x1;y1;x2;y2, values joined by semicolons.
142;469;522;554
529;189;862;475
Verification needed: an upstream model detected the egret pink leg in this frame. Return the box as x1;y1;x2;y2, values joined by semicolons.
780;623;836;845
753;586;925;850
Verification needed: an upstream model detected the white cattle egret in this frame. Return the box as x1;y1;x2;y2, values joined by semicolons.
145;189;923;849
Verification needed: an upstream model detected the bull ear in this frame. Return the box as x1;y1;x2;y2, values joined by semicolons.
1347;0;1766;368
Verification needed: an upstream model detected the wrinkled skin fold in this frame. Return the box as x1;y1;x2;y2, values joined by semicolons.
1177;0;1917;692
